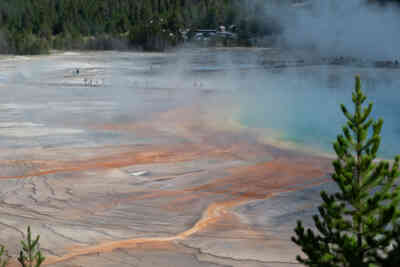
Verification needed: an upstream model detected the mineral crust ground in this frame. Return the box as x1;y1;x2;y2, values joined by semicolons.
0;51;333;267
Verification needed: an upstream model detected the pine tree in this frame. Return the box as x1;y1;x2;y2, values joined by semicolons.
0;245;10;267
292;76;400;267
18;226;45;267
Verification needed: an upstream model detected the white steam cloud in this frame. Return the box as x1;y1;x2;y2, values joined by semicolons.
272;0;400;60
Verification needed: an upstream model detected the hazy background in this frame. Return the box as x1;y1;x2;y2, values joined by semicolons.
267;0;400;60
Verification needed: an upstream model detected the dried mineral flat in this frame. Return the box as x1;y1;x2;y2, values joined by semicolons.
0;51;332;267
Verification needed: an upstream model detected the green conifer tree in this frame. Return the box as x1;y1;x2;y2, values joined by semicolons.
292;76;400;266
0;245;10;267
18;226;45;267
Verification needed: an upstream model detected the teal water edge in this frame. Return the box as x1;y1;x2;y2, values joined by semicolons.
235;66;400;158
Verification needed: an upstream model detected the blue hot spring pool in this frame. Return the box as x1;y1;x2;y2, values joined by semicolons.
235;65;400;158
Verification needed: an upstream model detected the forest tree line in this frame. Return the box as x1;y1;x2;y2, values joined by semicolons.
0;0;396;54
0;0;280;54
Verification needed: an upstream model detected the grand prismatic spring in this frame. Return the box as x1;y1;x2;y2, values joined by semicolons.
0;48;399;266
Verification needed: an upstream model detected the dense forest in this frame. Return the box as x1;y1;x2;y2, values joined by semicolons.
0;0;397;54
0;0;280;54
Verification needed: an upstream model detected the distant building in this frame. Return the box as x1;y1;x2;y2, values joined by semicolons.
189;28;237;42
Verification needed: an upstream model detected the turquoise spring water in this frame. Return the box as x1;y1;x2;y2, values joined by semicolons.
235;66;400;158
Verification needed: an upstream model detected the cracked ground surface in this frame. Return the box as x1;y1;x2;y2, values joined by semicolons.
0;50;333;267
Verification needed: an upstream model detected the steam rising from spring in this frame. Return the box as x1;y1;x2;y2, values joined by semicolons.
273;0;400;60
